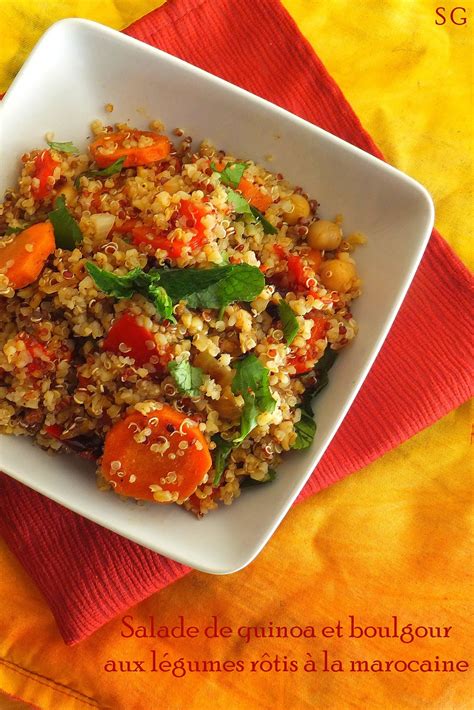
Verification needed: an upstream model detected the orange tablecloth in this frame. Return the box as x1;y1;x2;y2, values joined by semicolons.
0;1;472;708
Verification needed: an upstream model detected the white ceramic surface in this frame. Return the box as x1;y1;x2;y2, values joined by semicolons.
0;19;434;574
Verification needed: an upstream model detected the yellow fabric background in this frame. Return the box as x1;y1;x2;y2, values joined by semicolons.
0;1;472;708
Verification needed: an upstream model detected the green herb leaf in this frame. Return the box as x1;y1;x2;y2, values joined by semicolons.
47;140;79;154
250;206;278;234
212;435;235;486
48;196;83;249
153;264;265;311
232;354;276;445
227;189;277;234
148;281;175;322
5;226;25;235
292;409;317;450
168;360;204;397
227;188;253;216
85;263;176;322
314;346;338;374
291;348;338;450
211;161;247;189
278;300;299;345
85;263;145;299
232;354;276;414
75;157;125;187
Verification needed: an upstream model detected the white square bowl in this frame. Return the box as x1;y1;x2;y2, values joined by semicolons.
0;19;434;574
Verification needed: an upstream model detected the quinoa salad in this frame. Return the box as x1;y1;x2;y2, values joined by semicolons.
0;120;364;516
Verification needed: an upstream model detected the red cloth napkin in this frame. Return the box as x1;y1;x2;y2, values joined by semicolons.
1;0;473;645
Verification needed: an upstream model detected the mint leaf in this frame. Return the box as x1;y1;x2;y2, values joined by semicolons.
154;264;264;311
250;206;278;235
48;196;83;249
212;435;235;486
168;360;204;397
87;263;264;321
148;281;175;322
278;300;299;345
292;409;316;450
85;263;145;299
232;354;275;445
211;161;247;189
227;188;253;215
75;157;125;187
86;263;175;322
47;140;79;154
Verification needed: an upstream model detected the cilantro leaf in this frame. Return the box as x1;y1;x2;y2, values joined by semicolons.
211;356;276;482
168;360;204;397
232;354;275;445
154;264;265;311
292;409;317;450
291;348;338;450
48;196;83;249
250;206;278;235
227;189;277;234
212;435;235;486
227;188;253;215
211;161;247;189
278;300;299;345
47;140;79;154
232;354;276;414
75;157;125;187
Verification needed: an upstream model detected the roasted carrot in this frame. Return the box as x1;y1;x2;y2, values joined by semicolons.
0;223;55;289
89;130;171;168
211;161;273;212
101;406;212;503
238;177;273;212
31;150;60;199
103;313;157;366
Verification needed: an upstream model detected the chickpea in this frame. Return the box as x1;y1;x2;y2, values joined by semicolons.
319;259;357;293
282;194;310;225
307;220;342;251
56;182;77;205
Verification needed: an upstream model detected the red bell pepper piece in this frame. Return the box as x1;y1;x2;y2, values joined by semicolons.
179;199;209;250
288;313;329;374
103;314;157;366
31;150;59;199
131;225;184;259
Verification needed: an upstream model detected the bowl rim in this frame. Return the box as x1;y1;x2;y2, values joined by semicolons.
0;18;435;574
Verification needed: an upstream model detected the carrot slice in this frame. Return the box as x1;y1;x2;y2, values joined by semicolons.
238;178;273;212
89;130;171;168
0;223;55;289
101;406;212;503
